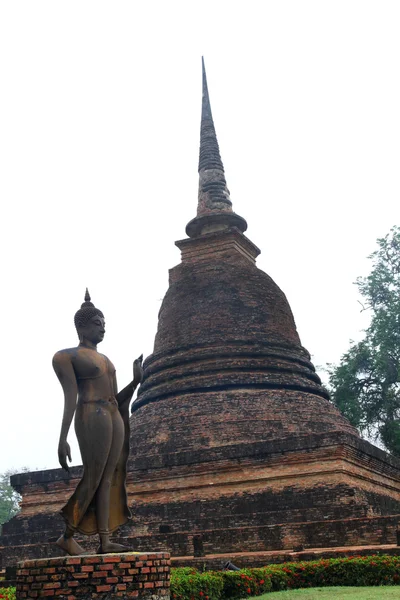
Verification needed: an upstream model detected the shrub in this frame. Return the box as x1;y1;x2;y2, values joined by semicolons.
261;555;400;589
171;555;400;599
218;568;272;598
171;568;224;600
0;588;16;600
253;566;291;592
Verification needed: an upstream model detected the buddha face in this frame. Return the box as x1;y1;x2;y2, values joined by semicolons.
78;315;106;345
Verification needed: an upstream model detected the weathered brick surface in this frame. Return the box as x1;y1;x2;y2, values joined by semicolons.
16;553;170;599
2;432;400;567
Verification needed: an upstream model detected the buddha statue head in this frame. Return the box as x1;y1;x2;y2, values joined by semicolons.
74;289;105;345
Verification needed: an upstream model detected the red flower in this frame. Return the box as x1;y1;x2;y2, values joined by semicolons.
199;593;204;597
259;580;264;584
247;588;251;594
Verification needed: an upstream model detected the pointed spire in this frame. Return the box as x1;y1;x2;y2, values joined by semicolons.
198;57;225;173
186;58;247;238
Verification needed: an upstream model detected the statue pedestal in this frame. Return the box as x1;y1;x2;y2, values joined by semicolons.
16;552;170;599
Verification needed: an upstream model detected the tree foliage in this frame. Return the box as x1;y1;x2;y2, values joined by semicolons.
0;470;22;533
328;226;400;455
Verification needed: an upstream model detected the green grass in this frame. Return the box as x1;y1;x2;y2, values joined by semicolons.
249;587;400;599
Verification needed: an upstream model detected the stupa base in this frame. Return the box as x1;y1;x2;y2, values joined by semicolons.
171;544;400;570
16;552;170;599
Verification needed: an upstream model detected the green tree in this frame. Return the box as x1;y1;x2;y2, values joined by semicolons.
328;226;400;456
0;470;23;533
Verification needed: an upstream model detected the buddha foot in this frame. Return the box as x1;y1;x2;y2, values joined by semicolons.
97;541;130;554
56;534;86;556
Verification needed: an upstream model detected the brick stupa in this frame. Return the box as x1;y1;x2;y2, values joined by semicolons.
1;60;400;567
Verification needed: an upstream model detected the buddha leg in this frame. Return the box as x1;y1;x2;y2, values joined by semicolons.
96;406;128;554
56;526;85;556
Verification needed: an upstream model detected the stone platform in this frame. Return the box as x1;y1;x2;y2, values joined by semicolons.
16;552;170;599
171;544;400;570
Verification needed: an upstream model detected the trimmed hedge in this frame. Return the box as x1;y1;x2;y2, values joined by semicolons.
170;555;400;600
0;589;16;600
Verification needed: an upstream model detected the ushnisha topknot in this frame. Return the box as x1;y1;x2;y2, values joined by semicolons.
74;288;104;330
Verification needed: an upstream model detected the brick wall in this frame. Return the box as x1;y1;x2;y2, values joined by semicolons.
16;552;170;599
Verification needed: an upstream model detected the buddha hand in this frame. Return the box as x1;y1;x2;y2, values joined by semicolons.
58;439;72;473
133;354;144;387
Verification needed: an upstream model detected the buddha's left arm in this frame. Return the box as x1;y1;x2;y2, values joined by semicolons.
116;377;135;409
116;355;143;410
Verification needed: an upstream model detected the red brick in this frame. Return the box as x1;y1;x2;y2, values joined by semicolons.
43;582;61;589
82;556;102;564
98;563;114;571
47;558;66;567
102;555;121;563
124;554;142;561
96;584;112;592
35;560;48;567
106;576;118;583
66;558;81;565
81;565;94;572
144;582;155;588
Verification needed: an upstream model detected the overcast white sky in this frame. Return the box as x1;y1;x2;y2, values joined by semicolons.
0;1;399;474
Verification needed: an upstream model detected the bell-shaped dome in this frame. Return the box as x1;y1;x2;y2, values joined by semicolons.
131;227;357;463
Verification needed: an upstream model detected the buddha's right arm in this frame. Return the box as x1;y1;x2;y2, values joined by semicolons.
53;351;78;442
